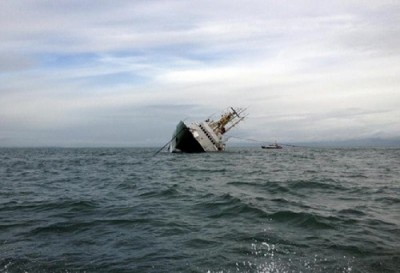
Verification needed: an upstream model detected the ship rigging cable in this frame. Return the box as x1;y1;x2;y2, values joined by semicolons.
153;125;188;156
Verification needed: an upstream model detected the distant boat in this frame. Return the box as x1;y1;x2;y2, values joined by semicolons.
169;107;247;153
261;142;283;149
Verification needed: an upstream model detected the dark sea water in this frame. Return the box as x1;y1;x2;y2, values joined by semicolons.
0;147;399;273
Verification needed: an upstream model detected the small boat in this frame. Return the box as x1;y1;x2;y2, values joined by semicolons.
169;107;247;153
261;142;283;149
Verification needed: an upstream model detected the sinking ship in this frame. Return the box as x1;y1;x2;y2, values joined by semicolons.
169;107;247;153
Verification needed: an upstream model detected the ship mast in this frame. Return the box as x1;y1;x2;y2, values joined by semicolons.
208;107;247;135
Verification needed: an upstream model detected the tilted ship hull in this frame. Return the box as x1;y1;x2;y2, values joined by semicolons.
169;107;246;153
169;121;205;153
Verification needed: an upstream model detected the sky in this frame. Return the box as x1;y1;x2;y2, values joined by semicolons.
1;0;399;147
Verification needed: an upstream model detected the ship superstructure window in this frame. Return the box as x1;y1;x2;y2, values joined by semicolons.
199;124;217;146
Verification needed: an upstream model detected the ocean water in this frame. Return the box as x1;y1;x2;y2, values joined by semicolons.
0;147;399;273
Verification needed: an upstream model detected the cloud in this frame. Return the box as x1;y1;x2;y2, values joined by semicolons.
0;0;399;146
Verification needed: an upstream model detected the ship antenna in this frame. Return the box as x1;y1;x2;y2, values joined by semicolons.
230;107;240;117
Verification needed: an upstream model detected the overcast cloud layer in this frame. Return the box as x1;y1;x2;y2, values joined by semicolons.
1;0;399;147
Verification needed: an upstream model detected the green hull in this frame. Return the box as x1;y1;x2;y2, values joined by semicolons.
169;121;205;153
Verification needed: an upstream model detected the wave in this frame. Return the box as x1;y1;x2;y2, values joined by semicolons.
0;199;98;213
374;196;400;205
184;237;219;249
338;208;367;216
195;193;269;220
26;221;95;236
138;184;180;199
288;178;347;191
269;210;336;229
262;182;291;194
